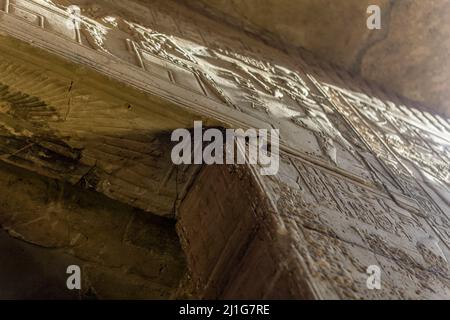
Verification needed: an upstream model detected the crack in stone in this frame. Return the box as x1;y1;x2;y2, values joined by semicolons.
351;0;397;75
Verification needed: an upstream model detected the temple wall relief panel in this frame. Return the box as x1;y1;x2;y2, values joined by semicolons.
0;0;449;299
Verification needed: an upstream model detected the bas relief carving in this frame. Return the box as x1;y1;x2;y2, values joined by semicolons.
0;0;449;299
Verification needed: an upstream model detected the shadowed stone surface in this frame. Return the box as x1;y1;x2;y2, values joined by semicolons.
0;161;186;299
180;0;450;117
0;0;449;300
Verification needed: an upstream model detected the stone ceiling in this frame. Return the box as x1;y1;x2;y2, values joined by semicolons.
178;0;450;118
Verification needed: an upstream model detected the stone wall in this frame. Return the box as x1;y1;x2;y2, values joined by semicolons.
179;0;450;118
0;0;448;299
0;161;186;299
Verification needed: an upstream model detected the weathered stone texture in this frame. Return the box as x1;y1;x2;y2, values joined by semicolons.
180;0;450;117
0;161;186;299
177;164;315;299
0;0;449;299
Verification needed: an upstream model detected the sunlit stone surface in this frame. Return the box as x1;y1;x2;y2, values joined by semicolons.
0;0;449;299
181;0;450;118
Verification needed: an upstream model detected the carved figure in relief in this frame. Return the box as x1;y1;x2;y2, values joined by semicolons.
292;107;356;164
330;85;450;185
350;96;450;186
63;3;111;52
80;20;109;52
271;68;319;107
232;63;284;99
121;22;247;110
203;48;322;113
416;235;449;272
213;48;276;73
125;21;197;65
194;70;240;110
385;132;450;185
217;69;268;113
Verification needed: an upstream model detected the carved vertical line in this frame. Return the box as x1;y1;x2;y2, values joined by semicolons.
125;38;133;52
39;16;45;28
4;0;10;13
167;70;174;83
194;72;208;97
75;25;82;44
127;39;145;70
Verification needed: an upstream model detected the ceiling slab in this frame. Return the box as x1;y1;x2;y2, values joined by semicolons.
180;0;450;117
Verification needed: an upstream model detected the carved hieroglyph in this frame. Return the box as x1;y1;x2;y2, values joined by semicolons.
0;0;449;299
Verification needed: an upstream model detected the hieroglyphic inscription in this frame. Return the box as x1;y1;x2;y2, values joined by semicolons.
1;0;450;299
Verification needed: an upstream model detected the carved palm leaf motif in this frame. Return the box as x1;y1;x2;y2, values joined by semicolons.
0;0;449;299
